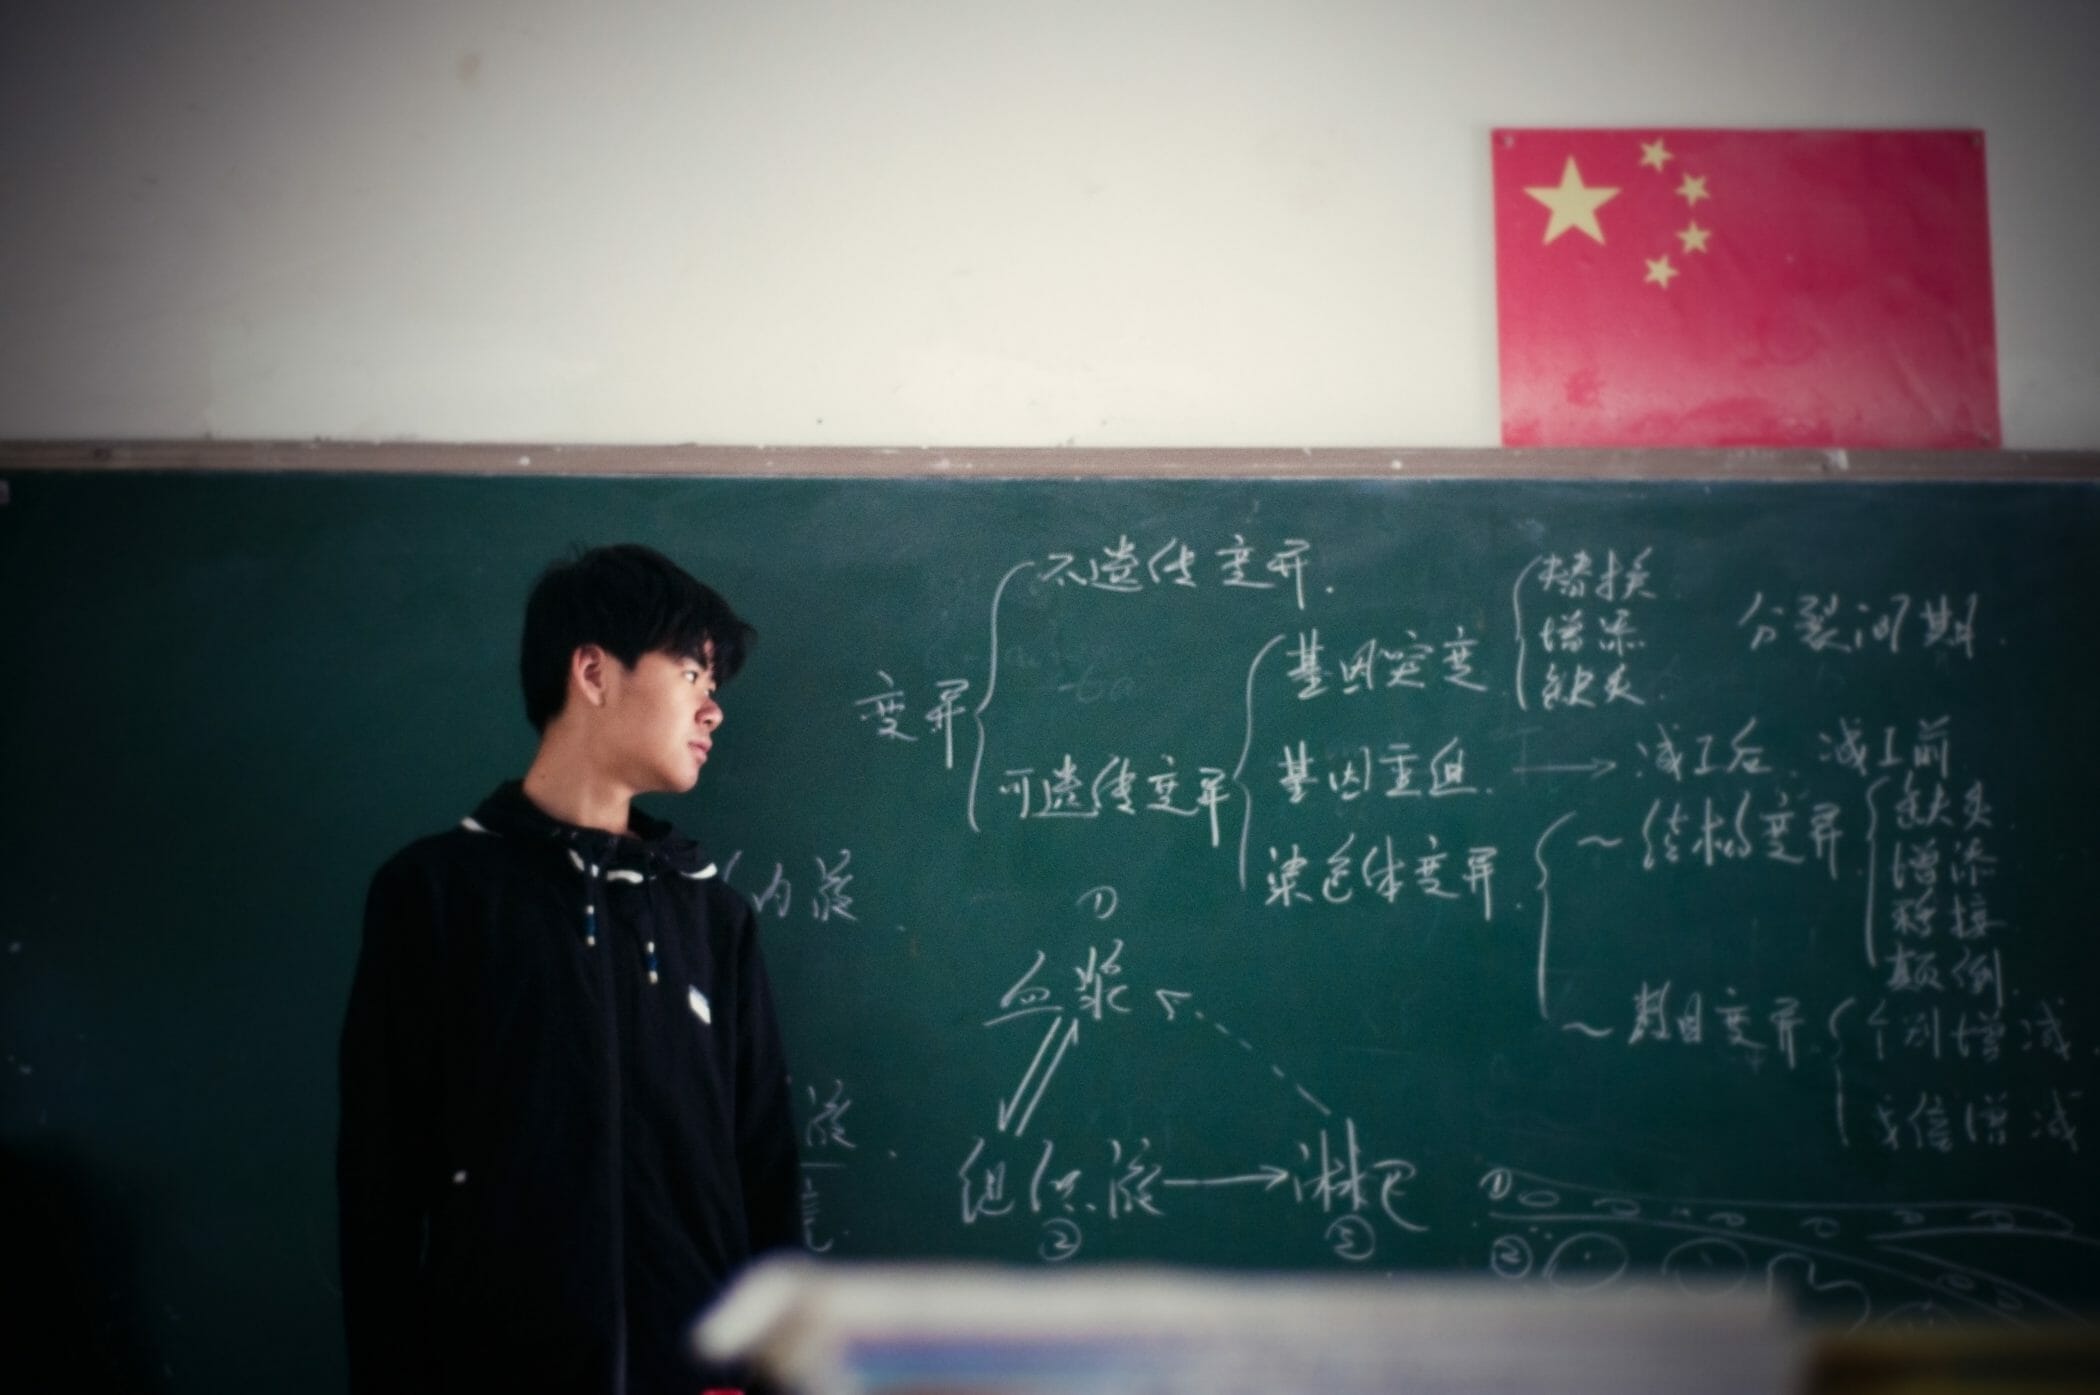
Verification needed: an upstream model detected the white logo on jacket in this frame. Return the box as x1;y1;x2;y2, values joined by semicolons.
688;985;712;1025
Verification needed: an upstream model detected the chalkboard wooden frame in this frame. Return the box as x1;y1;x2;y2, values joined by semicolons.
3;440;2097;481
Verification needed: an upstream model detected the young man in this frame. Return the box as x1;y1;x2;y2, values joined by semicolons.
338;545;801;1394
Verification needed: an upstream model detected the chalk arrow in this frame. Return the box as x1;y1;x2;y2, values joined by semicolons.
1510;758;1617;780
1155;990;1192;1021
1162;1166;1293;1191
996;1016;1079;1137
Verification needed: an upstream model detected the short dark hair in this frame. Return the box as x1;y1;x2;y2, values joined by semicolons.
520;544;755;732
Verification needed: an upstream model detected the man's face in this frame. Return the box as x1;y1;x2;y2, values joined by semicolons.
597;646;723;797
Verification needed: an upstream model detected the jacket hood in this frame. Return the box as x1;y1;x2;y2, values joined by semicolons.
463;781;718;880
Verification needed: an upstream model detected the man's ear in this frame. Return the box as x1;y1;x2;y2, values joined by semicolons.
570;644;612;709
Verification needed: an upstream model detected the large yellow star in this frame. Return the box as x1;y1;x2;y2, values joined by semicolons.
1676;173;1711;206
1644;255;1679;289
1525;157;1620;245
1676;221;1712;254
1639;138;1674;172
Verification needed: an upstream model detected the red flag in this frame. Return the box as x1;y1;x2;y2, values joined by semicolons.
1493;129;1998;448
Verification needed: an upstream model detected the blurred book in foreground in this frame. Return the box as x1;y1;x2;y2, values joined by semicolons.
695;1258;1802;1395
1805;1326;2100;1395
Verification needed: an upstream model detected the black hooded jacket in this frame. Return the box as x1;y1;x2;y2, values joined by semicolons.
338;782;801;1394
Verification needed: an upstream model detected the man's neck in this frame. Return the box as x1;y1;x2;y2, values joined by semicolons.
522;740;634;837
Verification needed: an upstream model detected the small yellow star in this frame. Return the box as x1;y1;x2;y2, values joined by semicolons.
1525;157;1621;245
1676;222;1712;254
1676;173;1711;206
1644;254;1679;289
1639;138;1674;172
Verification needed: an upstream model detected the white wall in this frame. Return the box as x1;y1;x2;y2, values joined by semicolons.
3;0;2096;448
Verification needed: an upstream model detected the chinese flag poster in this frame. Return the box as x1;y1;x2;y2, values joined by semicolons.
1492;129;1999;448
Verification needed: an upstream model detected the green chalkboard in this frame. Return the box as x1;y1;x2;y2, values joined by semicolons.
3;465;2097;1393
